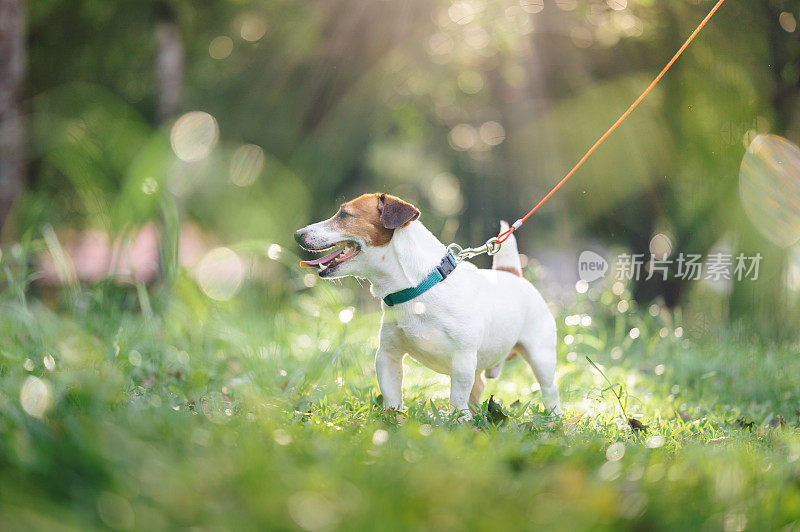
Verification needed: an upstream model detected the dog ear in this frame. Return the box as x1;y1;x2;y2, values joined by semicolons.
378;193;420;229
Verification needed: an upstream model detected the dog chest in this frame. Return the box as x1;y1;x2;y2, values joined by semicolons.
383;313;471;374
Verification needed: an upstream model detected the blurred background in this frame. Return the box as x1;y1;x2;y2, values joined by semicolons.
1;0;800;338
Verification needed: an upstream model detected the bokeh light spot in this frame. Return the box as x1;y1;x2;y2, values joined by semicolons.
606;442;625;461
457;70;484;94
288;492;340;531
606;0;627;11
372;429;389;445
230;144;265;187
240;15;267;42
338;307;354;324
273;429;291;446
649;233;673;257
170;111;219;162
520;0;543;14
128;350;142;367
426;33;454;57
779;12;797;33
448;2;475;25
97;492;135;530
739;134;800;247
20;376;51;419
209;36;233;59
555;0;578;11
428;173;464;216
197;247;244;301
479;121;506;146
141;176;159;195
570;27;593;48
464;25;490;49
268;244;282;260
449;124;477;151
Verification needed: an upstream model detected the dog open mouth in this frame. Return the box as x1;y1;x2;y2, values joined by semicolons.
300;242;360;275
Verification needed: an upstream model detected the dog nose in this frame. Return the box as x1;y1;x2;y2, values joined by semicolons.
294;229;305;244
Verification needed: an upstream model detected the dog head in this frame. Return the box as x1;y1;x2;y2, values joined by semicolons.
294;193;420;279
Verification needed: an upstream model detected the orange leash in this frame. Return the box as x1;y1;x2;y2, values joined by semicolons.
496;0;728;244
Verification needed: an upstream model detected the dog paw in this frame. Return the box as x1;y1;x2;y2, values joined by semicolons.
454;409;473;423
383;408;408;425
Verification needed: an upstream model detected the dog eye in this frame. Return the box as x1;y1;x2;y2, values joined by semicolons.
337;210;352;219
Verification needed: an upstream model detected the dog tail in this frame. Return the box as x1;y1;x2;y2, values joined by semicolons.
492;221;522;277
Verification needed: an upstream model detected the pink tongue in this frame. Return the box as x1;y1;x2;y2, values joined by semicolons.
300;247;342;268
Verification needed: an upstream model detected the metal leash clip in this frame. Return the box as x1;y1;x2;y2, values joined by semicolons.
447;237;502;263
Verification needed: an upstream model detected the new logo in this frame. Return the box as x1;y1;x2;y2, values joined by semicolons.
578;251;608;283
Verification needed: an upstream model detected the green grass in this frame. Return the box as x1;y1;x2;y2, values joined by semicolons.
1;255;800;531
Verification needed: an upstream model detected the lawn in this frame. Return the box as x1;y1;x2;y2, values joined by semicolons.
1;251;799;531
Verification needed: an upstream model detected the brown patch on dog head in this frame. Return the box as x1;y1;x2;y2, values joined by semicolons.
328;193;420;247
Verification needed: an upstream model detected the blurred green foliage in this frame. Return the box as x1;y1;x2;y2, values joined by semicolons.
2;245;800;529
14;0;800;333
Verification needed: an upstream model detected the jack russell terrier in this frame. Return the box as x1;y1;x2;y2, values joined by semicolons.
294;193;561;420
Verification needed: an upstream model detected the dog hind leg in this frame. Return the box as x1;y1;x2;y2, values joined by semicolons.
469;371;485;412
516;338;562;416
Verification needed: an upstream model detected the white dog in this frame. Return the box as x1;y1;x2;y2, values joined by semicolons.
295;193;561;420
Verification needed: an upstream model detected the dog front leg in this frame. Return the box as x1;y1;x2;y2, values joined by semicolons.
375;349;404;410
450;358;478;421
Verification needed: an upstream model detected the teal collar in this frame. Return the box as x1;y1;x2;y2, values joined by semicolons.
383;252;458;307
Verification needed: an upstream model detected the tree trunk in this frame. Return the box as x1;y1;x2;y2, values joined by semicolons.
0;0;26;234
155;2;183;123
153;2;184;292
